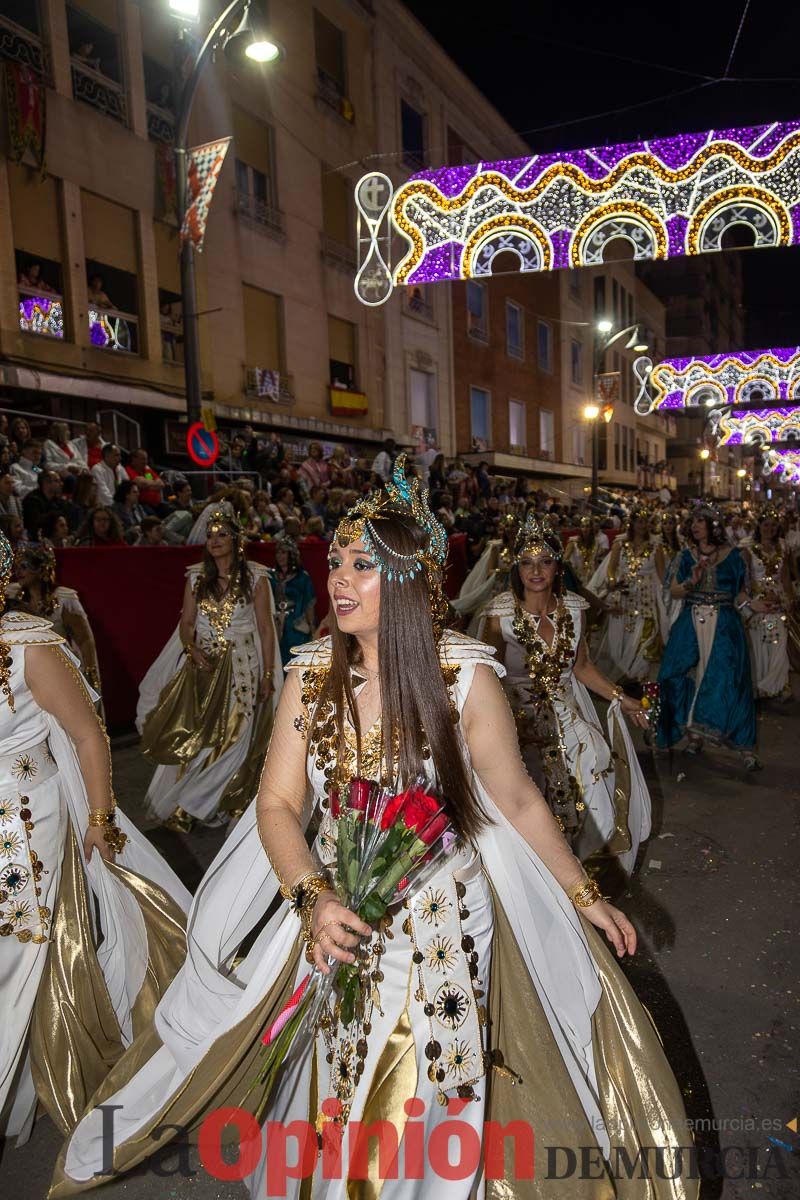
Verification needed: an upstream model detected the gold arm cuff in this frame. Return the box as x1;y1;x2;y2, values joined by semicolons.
568;876;604;908
88;809;117;827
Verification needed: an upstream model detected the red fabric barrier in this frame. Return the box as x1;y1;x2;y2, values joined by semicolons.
54;535;470;729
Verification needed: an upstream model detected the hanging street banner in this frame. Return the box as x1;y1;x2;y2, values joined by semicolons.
4;61;46;171
186;421;219;467
355;119;800;305
180;137;231;252
634;345;800;416
595;371;620;407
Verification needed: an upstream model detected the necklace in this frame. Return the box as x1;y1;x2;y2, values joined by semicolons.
511;596;583;834
197;578;241;650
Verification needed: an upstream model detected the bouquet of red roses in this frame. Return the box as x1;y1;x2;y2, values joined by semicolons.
252;776;455;1118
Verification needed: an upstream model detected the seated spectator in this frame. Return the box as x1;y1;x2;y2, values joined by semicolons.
283;515;302;541
39;510;72;547
43;420;87;475
75;506;125;546
91;443;127;507
327;444;355;489
70;419;105;468
250;489;283;536
0;471;22;520
299;441;330;490
22;469;70;539
136;516;165;545
9;417;32;455
322;487;346;533
67;473;98;529
10;440;43;497
0;414;8;447
0;512;24;551
303;485;326;519
161;481;195;545
113;480;146;542
302;515;327;543
276;486;302;523
125;446;166;512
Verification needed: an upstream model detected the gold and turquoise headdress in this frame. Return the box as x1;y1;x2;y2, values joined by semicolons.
335;453;448;584
514;512;562;560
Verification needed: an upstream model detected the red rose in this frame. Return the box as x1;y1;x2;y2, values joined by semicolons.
379;791;408;830
329;788;340;819
402;791;446;845
348;778;374;812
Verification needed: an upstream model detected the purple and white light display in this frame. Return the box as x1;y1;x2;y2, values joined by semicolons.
637;346;800;417
354;119;800;305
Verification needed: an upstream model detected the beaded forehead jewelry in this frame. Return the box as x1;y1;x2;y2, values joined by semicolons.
514;512;562;561
335;453;448;584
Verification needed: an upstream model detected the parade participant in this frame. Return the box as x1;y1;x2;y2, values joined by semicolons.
270;535;316;666
137;507;281;830
479;514;651;877
562;515;609;585
55;458;695;1200
0;532;189;1144
747;506;792;699
451;512;517;631
9;545;102;695
589;505;669;681
658;506;763;769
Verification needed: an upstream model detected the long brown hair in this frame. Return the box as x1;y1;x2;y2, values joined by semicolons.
312;512;488;841
195;519;252;602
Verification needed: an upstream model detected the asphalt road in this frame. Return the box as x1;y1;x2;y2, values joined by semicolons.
3;702;799;1199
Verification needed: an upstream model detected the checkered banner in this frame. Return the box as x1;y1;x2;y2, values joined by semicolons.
180;137;231;251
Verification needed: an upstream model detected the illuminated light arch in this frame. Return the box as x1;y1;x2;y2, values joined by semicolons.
639;346;800;416
355;118;800;304
463;216;552;278
570;202;667;267
714;406;800;446
687;186;792;255
763;449;800;483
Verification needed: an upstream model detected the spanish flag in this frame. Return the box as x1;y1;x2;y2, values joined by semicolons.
329;387;368;417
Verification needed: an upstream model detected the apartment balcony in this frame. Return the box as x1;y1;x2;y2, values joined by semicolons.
18;287;64;339
0;14;47;78
89;306;139;354
467;313;489;344
321;233;356;271
245;368;295;406
146;101;174;145
71;57;127;125
235;187;285;239
314;69;355;123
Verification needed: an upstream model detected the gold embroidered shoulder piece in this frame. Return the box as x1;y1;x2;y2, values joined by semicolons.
481;590;516;620
0;612;65;646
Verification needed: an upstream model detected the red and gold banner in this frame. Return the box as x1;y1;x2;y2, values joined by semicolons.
180;136;231;251
329;386;368;416
4;61;45;171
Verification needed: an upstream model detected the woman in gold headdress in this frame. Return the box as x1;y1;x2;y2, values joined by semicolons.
56;458;696;1200
137;506;282;830
747;507;792;698
562;515;609;585
0;531;189;1146
589;505;669;682
479;514;651;879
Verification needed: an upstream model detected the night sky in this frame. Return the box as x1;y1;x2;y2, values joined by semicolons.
403;0;800;348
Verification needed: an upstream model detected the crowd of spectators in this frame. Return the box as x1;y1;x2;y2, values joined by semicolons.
0;413;777;578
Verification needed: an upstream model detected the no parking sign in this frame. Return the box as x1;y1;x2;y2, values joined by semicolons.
186;421;219;468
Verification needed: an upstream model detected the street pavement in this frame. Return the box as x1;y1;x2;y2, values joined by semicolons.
3;703;799;1199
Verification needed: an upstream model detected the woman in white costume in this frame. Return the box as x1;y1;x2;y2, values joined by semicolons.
9;543;103;695
450;513;516;632
562;516;609;586
54;460;695;1200
137;506;282;830
0;532;190;1146
747;507;792;698
479;515;651;879
589;506;669;682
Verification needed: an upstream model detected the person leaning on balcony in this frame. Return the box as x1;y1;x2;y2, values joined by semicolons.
91;443;127;507
87;274;113;309
10;439;43;497
43;420;88;477
18;262;54;293
0;471;22;520
22;470;71;539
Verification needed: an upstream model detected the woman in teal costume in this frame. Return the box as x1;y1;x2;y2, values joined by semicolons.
270;535;317;667
657;508;767;769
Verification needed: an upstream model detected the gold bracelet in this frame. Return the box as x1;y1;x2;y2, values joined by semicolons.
88;809;117;827
263;668;274;680
610;685;624;703
182;643;194;657
103;825;128;855
568;876;604;908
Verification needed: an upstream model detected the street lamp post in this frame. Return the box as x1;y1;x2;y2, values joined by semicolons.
588;320;648;507
698;447;710;498
168;0;282;428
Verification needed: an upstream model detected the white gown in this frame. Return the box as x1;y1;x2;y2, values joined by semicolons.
0;611;191;1142
562;533;609;585
477;591;651;875
56;632;693;1200
137;562;282;822
747;543;790;698
589;538;670;681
